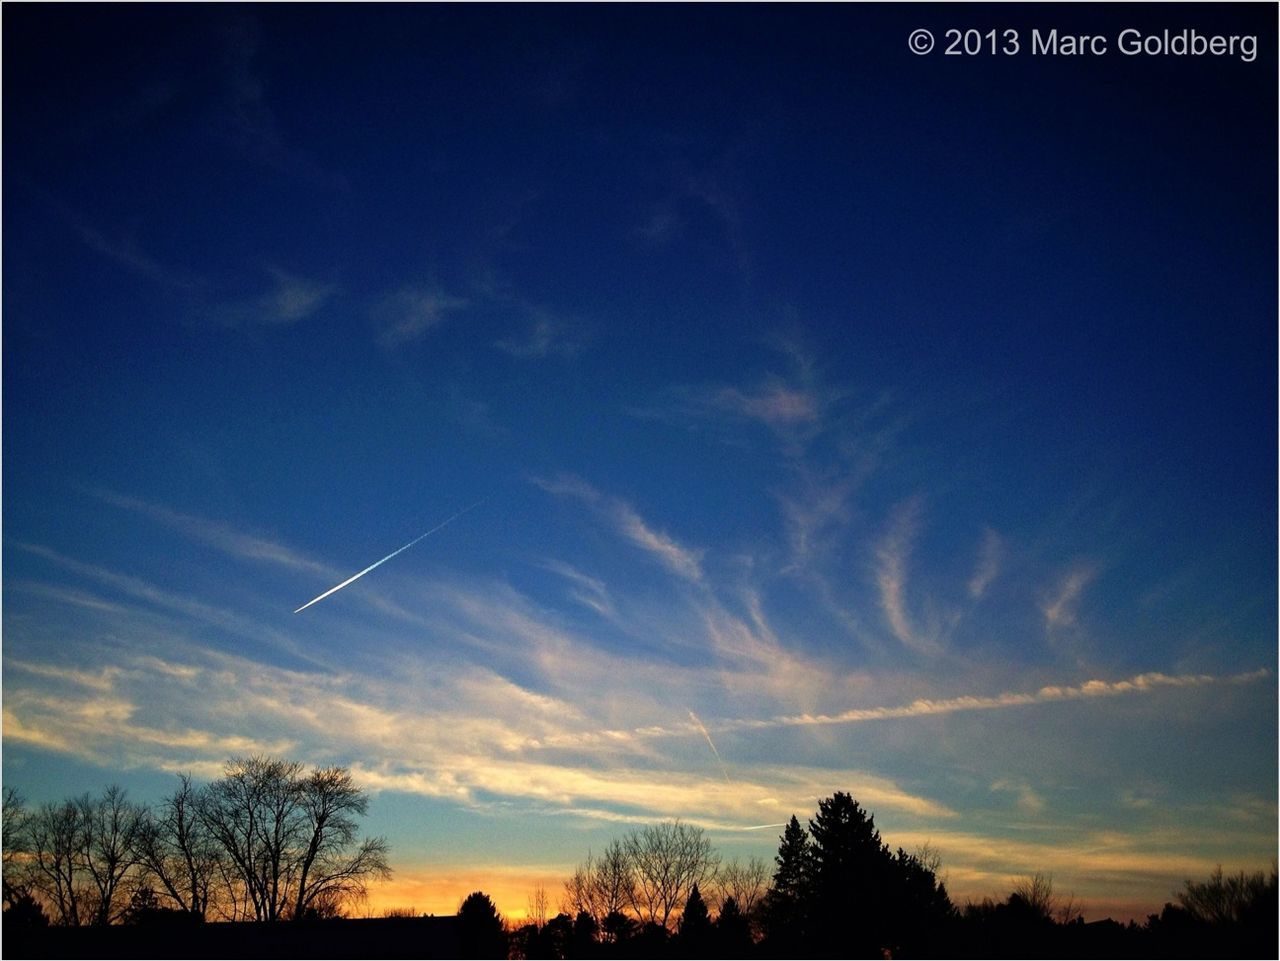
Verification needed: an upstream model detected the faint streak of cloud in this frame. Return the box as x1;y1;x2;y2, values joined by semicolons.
210;267;337;328
712;383;819;427
1043;565;1096;629
12;542;320;666
991;778;1047;815
376;286;468;346
546;668;1271;747
90;489;337;577
533;475;704;583
539;559;615;618
495;314;581;359
730;668;1270;733
968;528;1003;600
76;223;204;290
261;268;336;323
875;498;941;656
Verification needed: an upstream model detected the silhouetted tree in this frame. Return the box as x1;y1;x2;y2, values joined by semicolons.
27;798;88;925
1177;864;1277;926
457;890;507;958
715;895;754;956
197;757;389;922
540;911;574;958
5;886;49;923
623;820;718;929
714;855;768;917
760;815;811;947
564;839;635;927
677;883;712;954
806;792;892;955
570;909;599;957
602;908;637;945
883;846;954;956
135;774;220;919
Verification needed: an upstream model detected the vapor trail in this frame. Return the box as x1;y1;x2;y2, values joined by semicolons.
294;498;486;614
689;709;732;784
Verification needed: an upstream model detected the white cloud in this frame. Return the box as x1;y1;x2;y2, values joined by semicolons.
495;314;581;359
874;498;941;656
1043;565;1096;629
376;286;468;346
533;475;704;583
969;528;1003;600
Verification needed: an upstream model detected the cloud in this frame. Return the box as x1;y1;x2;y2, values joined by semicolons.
375;287;468;346
539;560;614;617
495;314;581;359
89;489;337;577
712;383;820;427
725;668;1270;734
217;14;347;190
12;542;319;666
75;223;204;290
533;475;704;583
261;268;335;323
969;528;1003;600
1043;565;1096;629
874;498;941;656
207;267;337;328
991;778;1047;815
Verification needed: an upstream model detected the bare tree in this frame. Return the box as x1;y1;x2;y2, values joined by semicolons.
77;786;143;925
27;799;87;926
563;839;637;925
2;787;32;909
1012;872;1057;921
198;756;303;922
197;757;389;922
135;774;221;918
527;883;549;928
1177;864;1278;925
713;856;768;915
623;820;719;929
289;766;390;920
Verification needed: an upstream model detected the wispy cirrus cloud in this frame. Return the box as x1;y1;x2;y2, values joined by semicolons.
89;489;337;577
12;542;320;667
1043;564;1096;629
969;528;1004;600
203;266;337;328
722;668;1269;734
539;559;615;618
874;497;942;656
532;475;704;583
375;286;469;346
495;313;582;360
75;222;205;291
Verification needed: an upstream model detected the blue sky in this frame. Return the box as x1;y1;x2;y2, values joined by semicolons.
3;5;1275;920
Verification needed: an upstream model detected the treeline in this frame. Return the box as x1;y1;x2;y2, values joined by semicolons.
2;757;390;930
4;768;1275;959
497;791;1277;959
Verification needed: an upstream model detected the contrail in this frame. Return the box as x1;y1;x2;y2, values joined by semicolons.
688;709;732;784
294;498;486;614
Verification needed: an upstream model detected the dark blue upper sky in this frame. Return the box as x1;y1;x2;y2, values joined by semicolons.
4;3;1275;918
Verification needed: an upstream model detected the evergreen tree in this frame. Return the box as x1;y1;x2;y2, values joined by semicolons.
678;883;712;953
761;815;812;949
806;792;892;956
715;895;754;956
457;891;507;959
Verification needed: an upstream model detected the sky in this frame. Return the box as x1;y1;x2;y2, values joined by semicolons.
3;4;1276;923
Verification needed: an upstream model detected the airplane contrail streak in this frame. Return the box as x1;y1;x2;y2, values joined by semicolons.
293;498;487;614
688;709;732;784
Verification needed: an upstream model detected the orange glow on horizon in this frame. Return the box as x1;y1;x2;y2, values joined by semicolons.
363;864;571;922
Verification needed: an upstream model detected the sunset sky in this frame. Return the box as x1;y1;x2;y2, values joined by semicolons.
4;5;1275;922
